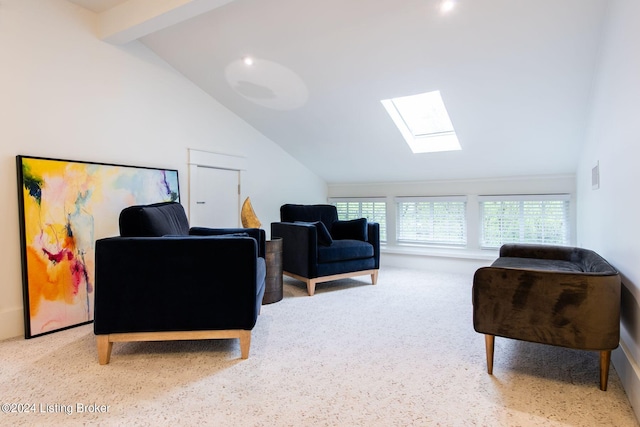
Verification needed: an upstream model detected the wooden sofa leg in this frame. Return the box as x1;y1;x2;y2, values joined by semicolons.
485;334;495;375
97;335;113;365
239;331;252;359
371;270;379;285
600;350;611;391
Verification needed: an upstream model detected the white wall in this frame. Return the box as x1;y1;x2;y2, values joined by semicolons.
329;174;576;273
0;0;326;340
577;0;640;417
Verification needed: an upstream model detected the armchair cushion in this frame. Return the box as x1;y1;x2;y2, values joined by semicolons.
331;218;368;241
296;221;333;246
318;239;374;263
281;204;338;231
119;201;190;237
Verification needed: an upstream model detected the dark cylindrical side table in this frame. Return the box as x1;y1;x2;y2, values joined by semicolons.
263;237;283;304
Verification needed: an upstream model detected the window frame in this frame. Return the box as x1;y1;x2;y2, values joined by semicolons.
380;90;461;153
395;196;467;247
478;194;571;249
328;197;387;242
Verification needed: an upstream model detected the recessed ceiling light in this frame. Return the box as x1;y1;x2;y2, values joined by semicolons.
441;0;455;13
242;56;254;66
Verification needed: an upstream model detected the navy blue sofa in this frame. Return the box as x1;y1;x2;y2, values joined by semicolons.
271;204;380;296
94;202;266;364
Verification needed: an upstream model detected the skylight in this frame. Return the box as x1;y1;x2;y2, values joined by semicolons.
381;90;461;153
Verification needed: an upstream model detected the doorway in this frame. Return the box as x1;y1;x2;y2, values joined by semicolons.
191;166;240;228
188;149;246;228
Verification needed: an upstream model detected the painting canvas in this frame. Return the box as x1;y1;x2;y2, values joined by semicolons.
16;155;180;338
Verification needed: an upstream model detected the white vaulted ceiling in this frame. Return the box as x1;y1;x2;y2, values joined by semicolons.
69;0;609;184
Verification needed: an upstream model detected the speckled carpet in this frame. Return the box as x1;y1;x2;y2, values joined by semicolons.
0;268;637;426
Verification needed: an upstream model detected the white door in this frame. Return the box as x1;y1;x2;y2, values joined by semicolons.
191;166;240;228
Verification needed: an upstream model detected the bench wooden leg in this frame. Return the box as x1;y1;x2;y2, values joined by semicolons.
481;336;610;389
600;350;611;391
485;334;495;375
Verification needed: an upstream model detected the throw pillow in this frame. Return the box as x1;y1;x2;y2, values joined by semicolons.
331;218;368;241
295;221;334;246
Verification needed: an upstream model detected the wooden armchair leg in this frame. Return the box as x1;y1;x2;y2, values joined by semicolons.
485;334;495;375
97;335;113;365
239;331;252;359
371;270;379;285
306;279;317;296
600;350;611;391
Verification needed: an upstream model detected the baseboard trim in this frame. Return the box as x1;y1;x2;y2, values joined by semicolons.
381;252;492;276
0;307;24;340
613;340;640;419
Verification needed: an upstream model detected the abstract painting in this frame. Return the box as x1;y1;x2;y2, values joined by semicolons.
16;155;179;338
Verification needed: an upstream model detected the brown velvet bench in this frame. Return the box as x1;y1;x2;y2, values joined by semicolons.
473;244;621;390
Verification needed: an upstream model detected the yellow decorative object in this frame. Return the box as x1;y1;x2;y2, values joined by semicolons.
241;197;262;228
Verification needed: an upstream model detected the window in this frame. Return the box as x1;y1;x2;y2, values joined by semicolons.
330;198;387;242
381;90;461;153
396;196;467;246
479;195;570;249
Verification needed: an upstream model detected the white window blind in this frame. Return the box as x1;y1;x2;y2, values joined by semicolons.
396;196;467;246
479;194;570;249
329;198;387;242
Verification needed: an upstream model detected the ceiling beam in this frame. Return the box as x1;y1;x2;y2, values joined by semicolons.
99;0;236;44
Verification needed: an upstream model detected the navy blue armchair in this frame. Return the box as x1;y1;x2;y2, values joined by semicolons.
271;204;380;296
94;202;266;364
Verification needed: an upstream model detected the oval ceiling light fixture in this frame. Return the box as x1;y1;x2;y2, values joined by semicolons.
440;0;455;13
225;58;309;110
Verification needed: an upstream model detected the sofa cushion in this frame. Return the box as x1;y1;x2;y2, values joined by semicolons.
491;257;584;273
318;239;374;263
331;218;368;241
